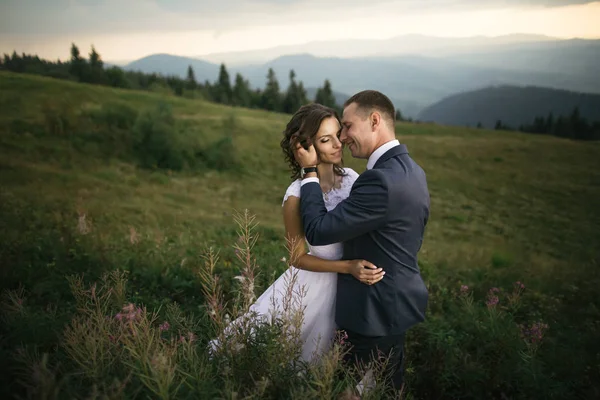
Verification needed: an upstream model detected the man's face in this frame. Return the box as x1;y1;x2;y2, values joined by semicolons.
341;102;374;159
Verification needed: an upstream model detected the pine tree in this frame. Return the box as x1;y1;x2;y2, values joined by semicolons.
9;51;24;73
186;65;197;90
88;45;105;84
315;79;337;109
395;109;404;122
283;70;308;114
297;81;308;107
261;68;281;112
216;63;232;104
69;43;87;82
232;73;251;107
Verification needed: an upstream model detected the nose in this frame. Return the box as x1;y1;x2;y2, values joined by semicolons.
332;134;342;149
339;128;348;143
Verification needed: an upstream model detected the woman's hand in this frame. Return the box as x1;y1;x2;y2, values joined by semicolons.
346;260;385;285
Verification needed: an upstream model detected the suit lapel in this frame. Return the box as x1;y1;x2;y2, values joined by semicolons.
372;144;409;169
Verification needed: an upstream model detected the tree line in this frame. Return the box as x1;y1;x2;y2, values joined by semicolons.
0;43;340;114
489;107;600;141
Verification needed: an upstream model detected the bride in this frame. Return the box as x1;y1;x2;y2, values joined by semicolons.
210;103;385;363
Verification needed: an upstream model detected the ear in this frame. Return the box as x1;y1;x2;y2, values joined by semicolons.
370;112;381;132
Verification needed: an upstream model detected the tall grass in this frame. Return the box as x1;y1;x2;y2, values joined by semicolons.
0;205;578;399
2;209;379;399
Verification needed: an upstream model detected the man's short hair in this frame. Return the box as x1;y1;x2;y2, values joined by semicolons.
344;90;396;127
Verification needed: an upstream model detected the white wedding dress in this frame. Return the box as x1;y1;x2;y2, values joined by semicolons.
209;167;359;363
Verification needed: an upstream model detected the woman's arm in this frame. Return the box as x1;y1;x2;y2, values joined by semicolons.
282;196;385;284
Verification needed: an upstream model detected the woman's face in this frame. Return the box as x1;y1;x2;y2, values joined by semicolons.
313;117;343;164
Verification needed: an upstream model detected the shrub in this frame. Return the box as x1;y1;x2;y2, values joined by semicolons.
87;101;138;130
132;102;185;171
198;136;238;171
196;114;240;171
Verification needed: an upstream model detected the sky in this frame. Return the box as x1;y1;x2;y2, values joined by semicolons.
1;0;599;62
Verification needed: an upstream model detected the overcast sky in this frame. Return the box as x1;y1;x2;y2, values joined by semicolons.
1;0;599;62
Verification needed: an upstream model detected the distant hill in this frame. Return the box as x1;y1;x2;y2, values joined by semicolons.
124;54;219;79
197;33;557;65
123;39;600;118
417;85;600;129
232;53;589;118
440;39;600;86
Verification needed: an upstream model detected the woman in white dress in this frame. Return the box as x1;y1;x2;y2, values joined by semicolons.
210;104;385;363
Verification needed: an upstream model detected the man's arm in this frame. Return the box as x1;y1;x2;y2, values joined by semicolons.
300;169;389;246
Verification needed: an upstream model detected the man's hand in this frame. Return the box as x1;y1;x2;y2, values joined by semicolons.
346;260;385;285
292;135;319;168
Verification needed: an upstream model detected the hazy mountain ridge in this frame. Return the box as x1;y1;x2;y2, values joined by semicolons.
417;85;600;129
195;34;559;65
122;36;600;118
125;53;219;80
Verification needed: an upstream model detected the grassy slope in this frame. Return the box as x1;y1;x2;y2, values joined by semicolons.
1;71;600;396
2;72;598;276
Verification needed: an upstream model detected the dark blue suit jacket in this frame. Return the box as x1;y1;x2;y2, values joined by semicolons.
300;144;430;336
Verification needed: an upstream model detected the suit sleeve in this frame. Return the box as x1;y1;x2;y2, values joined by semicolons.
300;169;389;246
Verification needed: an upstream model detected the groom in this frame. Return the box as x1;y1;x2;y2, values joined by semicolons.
293;90;430;394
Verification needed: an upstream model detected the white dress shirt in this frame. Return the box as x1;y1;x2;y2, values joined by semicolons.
366;139;400;170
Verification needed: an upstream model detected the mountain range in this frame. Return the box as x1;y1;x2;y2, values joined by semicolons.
418;85;600;128
122;35;600;120
195;34;559;66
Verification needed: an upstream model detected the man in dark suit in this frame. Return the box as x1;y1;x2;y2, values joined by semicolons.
293;90;430;396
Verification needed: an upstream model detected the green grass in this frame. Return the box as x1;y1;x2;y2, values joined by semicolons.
1;71;600;399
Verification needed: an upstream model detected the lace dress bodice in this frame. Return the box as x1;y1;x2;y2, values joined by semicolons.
282;168;359;261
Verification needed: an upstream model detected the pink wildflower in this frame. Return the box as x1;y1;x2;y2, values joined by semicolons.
486;288;499;308
514;281;525;290
159;321;170;332
486;296;499;307
460;285;469;294
520;322;549;344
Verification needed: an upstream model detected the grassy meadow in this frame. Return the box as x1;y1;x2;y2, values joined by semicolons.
1;71;599;399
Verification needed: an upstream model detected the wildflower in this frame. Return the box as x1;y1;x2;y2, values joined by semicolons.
115;313;123;321
281;257;287;262
515;281;525;289
337;330;349;345
460;285;469;294
486;288;499;308
520;321;549;344
159;321;170;332
486;296;499;307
